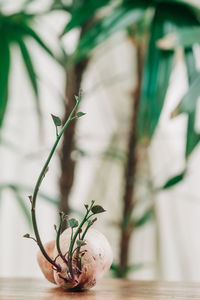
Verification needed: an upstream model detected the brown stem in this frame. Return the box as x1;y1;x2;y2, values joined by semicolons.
59;26;89;217
59;60;88;215
119;41;143;275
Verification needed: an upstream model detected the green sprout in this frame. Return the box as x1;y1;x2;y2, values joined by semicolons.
66;200;105;280
24;92;106;283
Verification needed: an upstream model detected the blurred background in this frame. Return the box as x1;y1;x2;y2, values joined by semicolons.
0;0;200;281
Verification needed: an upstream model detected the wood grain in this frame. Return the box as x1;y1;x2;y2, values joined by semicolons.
1;278;200;300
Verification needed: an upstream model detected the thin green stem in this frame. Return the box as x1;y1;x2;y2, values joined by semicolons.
56;126;59;137
67;201;94;277
75;216;95;272
81;223;92;240
67;214;88;277
70;228;74;242
75;223;92;271
56;214;68;266
86;214;94;221
80;213;96;240
31;96;81;271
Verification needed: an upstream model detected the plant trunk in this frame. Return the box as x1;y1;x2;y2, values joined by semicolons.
59;28;89;216
59;61;88;215
119;41;143;276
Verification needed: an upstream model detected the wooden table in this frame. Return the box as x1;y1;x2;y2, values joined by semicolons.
1;278;200;299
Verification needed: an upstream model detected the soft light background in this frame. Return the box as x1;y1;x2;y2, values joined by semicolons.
0;0;200;280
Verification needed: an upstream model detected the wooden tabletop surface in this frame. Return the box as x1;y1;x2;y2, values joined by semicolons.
1;278;200;300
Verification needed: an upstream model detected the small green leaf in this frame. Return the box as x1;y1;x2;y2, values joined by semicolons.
23;233;30;238
78;228;82;234
91;205;106;214
51;114;62;127
162;171;186;189
76;239;86;247
28;195;32;203
68;218;79;228
74;90;82;102
75;95;79;102
88;217;97;226
59;211;63;217
76;112;86;118
84;204;88;210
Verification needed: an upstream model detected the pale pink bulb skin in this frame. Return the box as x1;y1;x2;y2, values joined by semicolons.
37;240;56;284
53;228;113;290
37;228;113;290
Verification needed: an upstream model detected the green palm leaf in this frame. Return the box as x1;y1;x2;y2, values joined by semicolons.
134;208;154;228
184;47;198;84
137;2;199;141
17;23;55;59
157;27;200;50
177;73;200;116
0;34;10;129
72;1;147;62
8;186;32;228
186;112;200;157
0;10;59;131
184;49;200;157
137;6;174;141
62;0;111;34
155;0;200;14
17;37;43;121
172;49;200;157
18;38;38;98
15;189;32;228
